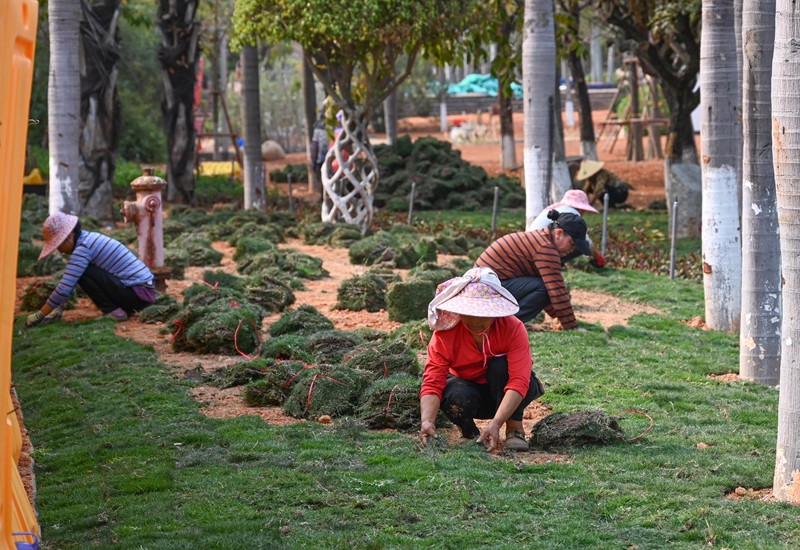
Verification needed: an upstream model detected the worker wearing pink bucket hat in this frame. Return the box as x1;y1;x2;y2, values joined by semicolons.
419;267;545;453
25;211;157;327
529;188;606;267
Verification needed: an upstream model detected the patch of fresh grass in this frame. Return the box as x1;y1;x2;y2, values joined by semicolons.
12;268;800;549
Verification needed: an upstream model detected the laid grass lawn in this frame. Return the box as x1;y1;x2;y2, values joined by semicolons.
13;265;799;548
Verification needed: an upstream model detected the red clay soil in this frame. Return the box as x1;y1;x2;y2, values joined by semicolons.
13;112;675;495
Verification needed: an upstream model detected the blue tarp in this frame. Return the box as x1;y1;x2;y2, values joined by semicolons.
446;74;523;98
428;74;523;98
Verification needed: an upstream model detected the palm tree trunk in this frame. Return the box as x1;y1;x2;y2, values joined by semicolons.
772;0;800;504
241;45;265;211
522;0;556;228
740;0;779;385
700;0;742;332
48;0;81;215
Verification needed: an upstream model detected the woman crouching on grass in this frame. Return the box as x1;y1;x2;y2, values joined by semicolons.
25;212;157;327
419;267;545;452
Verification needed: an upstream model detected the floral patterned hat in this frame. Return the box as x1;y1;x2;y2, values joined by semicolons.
427;267;519;331
39;211;78;260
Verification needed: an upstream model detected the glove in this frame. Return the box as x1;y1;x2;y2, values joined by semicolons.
25;310;45;328
40;307;64;325
591;250;606;268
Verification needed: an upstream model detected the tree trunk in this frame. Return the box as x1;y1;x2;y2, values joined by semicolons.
48;0;81;215
522;0;556;228
740;0;779;385
302;53;320;195
241;44;265;211
158;0;199;205
498;85;517;170
663;83;703;239
734;0;744;208
78;0;121;224
772;0;800;504
567;49;598;161
384;89;398;146
700;0;742;332
320;107;377;234
551;63;572;204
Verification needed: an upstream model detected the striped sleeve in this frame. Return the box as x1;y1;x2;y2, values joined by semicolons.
530;232;577;330
45;245;90;309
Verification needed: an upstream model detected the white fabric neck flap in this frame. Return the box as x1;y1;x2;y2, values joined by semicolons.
427;267;518;331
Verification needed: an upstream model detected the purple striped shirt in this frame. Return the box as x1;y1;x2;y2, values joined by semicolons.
46;231;154;309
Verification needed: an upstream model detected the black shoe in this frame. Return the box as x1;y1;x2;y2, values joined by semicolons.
460;420;480;439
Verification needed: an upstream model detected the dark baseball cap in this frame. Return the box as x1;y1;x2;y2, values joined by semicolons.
553;212;591;256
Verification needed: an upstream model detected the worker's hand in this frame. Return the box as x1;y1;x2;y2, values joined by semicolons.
591;250;606;268
477;421;501;452
41;307;63;325
419;420;437;447
25;310;45;328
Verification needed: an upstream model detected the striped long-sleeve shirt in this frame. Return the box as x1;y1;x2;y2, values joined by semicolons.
475;228;577;329
46;231;154;309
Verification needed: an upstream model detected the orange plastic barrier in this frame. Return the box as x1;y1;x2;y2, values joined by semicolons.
1;1;40;548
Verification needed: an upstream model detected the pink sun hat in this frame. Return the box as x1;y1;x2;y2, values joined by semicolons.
39;212;79;260
550;189;599;213
427;267;519;331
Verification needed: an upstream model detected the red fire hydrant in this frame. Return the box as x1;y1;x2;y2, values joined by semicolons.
120;169;170;291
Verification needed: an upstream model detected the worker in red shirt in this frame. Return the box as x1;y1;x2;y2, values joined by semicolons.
419;267;545;453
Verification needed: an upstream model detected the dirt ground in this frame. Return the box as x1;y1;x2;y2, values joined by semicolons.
13;111;674;493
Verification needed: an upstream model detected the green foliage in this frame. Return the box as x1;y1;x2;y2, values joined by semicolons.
195;175;244;207
308;330;365;364
282;364;370;419
373;136;526;212
233;0;483;111
268;304;334;337
359;374;421;430
214;359;270;389
19;278;76;312
113;159;146;199
244;274;296;314
243;359;316;406
261;334;314;362
116;15;167;163
335;272;389;313
342;340;420;380
386;278;436;323
269;163;308;183
138;294;180;324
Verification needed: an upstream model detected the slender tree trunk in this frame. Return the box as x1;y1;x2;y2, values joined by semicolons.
498;85;517;170
568;50;598;161
551;62;572;204
158;0;200;205
48;0;81;215
700;0;742;332
522;0;556;228
302;53;320;195
241;44;265;211
384;89;398;146
740;0;779;385
78;0;121;224
772;0;800;504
